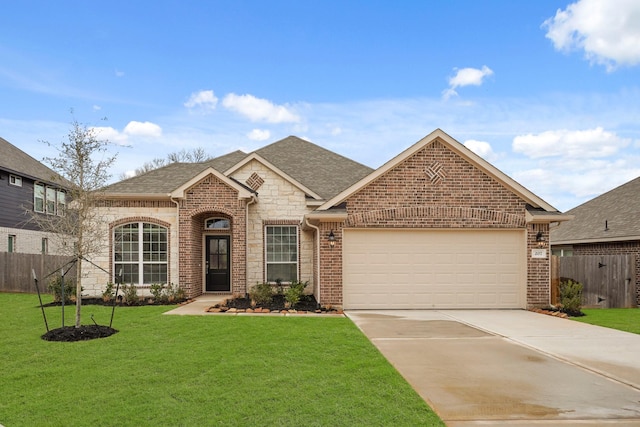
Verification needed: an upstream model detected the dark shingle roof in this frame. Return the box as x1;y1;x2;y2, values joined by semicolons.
254;136;373;199
102;150;248;195
551;176;640;244
0;137;67;186
102;137;373;200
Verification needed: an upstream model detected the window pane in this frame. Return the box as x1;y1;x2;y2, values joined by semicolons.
46;187;56;214
114;222;168;286
265;225;297;282
143;264;167;284
115;263;139;285
34;184;45;213
266;263;297;283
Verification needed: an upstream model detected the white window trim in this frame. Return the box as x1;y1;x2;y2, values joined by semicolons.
264;225;299;284
9;174;22;187
113;222;168;286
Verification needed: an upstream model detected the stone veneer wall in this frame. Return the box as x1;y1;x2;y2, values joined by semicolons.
317;139;550;308
229;160;315;290
572;241;640;306
82;200;177;297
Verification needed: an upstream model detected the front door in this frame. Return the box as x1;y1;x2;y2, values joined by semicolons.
205;236;230;292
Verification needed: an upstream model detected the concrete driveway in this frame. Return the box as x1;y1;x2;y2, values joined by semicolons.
347;310;640;426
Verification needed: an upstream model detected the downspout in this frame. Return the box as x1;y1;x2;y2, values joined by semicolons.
170;196;180;290
304;216;321;306
245;195;257;296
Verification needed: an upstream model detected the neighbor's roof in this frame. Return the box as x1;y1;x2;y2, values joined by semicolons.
0;136;69;186
551;176;640;245
101;136;373;200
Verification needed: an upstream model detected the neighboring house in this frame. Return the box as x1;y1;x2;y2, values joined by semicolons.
550;177;640;305
0;137;70;255
83;129;570;309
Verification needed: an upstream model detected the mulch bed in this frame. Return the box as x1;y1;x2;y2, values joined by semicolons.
210;294;342;314
41;325;118;342
40;297;189;342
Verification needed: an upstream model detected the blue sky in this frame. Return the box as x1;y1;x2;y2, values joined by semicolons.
2;0;640;211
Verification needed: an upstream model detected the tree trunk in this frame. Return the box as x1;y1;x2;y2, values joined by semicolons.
75;256;82;328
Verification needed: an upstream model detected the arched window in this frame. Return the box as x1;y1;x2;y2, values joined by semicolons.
114;222;168;285
205;217;230;230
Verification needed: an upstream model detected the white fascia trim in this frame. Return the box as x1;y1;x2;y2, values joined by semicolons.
318;128;559;212
170;167;253;200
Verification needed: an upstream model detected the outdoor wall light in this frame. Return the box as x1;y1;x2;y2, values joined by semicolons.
535;231;546;248
328;230;336;249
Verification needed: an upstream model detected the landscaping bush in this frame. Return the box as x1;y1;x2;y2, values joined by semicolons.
150;283;166;303
48;276;77;304
121;283;139;305
165;283;185;302
249;282;273;305
559;279;584;316
102;282;115;303
285;280;308;308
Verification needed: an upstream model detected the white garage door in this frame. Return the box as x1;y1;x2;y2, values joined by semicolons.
343;229;525;309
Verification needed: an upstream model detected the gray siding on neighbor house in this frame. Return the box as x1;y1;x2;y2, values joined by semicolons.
0;169;40;231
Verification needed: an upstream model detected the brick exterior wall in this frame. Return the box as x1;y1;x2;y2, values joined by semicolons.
178;174;247;298
572;241;640;305
318;139;550;308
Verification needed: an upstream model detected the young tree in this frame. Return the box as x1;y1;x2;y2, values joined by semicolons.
39;119;118;328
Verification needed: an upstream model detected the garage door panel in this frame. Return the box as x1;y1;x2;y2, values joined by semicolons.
343;229;525;309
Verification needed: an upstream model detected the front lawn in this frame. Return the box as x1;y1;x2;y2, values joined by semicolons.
0;293;443;426
572;308;640;334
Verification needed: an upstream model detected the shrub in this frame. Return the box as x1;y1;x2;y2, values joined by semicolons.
150;283;165;303
48;276;77;304
559;279;584;316
121;283;139;305
285;280;308;308
165;283;185;303
249;282;273;305
102;282;115;302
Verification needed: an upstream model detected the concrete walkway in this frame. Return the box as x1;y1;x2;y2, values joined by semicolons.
163;294;229;315
347;310;640;426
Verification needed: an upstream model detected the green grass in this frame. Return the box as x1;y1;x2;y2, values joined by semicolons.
0;293;443;426
572;308;640;334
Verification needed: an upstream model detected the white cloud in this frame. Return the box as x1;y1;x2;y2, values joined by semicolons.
247;128;271;141
512;127;630;159
543;0;640;71
184;90;218;111
443;66;493;99
464;139;499;162
222;93;300;123
90;126;129;145
115;69;125;77
92;105;101;111
123;121;163;138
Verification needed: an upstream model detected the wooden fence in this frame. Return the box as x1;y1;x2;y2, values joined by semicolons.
0;253;76;293
551;255;636;308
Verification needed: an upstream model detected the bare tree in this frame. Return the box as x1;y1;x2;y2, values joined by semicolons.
120;147;213;179
38;119;118;328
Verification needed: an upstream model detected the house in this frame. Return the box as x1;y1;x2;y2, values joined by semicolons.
83;129;570;309
550;177;640;306
0;137;69;255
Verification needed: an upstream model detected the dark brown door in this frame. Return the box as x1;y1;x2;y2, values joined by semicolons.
205;236;230;292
